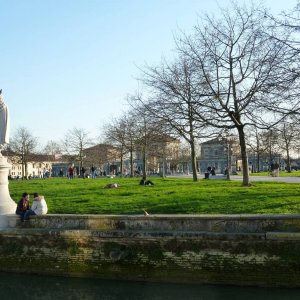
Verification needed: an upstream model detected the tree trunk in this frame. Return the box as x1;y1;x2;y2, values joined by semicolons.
190;140;198;182
21;153;25;179
22;163;25;179
120;154;123;177
286;148;291;172
238;127;251;186
130;149;134;177
142;149;147;180
256;152;260;173
25;162;28;180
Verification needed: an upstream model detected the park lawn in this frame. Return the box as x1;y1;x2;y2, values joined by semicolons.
8;177;300;215
251;171;300;177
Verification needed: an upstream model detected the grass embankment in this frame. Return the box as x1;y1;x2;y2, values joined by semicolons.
8;177;300;215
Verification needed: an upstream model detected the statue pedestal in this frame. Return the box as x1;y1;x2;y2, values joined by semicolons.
0;155;16;227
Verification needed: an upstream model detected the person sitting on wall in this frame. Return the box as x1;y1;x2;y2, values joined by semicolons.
211;167;216;176
23;193;48;221
15;192;30;222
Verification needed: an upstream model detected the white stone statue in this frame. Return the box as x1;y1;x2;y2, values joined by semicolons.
0;90;10;153
0;89;16;220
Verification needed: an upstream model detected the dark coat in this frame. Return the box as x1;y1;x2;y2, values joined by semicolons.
16;198;30;214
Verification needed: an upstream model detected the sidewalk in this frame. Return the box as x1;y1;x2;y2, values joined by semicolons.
169;174;300;183
231;175;300;183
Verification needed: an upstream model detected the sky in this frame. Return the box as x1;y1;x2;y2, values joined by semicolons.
0;0;298;147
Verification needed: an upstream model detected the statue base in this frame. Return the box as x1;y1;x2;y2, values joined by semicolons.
0;155;16;227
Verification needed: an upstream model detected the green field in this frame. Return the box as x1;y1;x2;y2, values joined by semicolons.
251;171;300;177
8;177;300;215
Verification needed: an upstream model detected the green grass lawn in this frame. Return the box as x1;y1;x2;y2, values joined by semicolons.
8;177;300;215
251;171;300;177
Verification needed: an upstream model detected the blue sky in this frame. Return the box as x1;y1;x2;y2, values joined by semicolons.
0;0;297;147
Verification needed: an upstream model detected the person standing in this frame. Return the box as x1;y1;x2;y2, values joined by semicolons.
15;193;30;222
68;164;74;179
91;165;96;179
81;166;85;178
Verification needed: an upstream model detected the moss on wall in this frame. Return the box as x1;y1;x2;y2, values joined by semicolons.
1;228;300;287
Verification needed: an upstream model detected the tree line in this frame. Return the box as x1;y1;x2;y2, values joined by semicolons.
7;1;300;185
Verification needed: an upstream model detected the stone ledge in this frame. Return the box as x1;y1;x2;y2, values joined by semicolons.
266;232;300;240
6;213;300;233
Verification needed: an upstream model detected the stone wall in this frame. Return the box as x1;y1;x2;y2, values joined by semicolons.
1;214;300;287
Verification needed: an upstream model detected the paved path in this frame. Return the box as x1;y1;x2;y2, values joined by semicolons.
231;175;300;183
169;174;300;183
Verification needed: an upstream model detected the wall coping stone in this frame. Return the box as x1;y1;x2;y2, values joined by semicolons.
7;213;300;234
8;213;300;220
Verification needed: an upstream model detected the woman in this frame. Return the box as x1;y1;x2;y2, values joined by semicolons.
24;193;48;221
15;192;30;222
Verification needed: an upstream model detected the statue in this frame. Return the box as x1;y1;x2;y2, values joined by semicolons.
0;89;16;219
0;90;10;153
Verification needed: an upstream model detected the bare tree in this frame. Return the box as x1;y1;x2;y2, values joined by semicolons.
265;1;300;51
177;2;299;185
9;127;38;179
139;57;213;181
127;96;173;180
103;114;139;177
103;116;130;176
246;127;269;172
134;112;159;180
277;117;300;172
62;128;93;176
260;129;281;172
176;141;192;174
43;140;62;157
123;115;140;177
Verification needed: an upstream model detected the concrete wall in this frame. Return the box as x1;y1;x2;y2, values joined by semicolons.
1;214;300;287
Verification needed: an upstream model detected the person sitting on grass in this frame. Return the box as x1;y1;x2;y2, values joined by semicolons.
15;192;30;222
103;183;119;189
23;193;48;221
140;179;154;186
